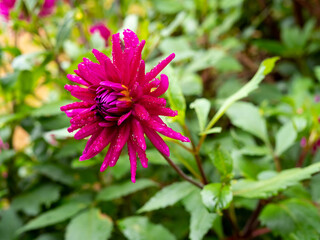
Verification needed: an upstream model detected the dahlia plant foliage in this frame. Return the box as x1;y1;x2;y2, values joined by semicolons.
61;29;189;182
1;1;320;240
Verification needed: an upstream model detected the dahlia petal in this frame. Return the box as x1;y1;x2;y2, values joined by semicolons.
118;111;132;125
136;145;148;168
140;96;166;108
74;122;101;140
65;108;88;118
123;29;140;49
67;74;89;86
148;107;178;117
99;122;116;127
127;140;137;183
146;53;175;82
147;117;190;142
83;58;106;81
78;62;101;85
112;33;123;71
103;57;121;82
70;111;97;124
100;81;125;91
136;60;145;84
92;49;109;65
144;127;170;156
143;78;160;94
132;118;146;151
64;85;95;102
129;40;145;86
60;101;92;111
80;128;116;160
133;104;149;121
150;74;169;97
101;125;130;169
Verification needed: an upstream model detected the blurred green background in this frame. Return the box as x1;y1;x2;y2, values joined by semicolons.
1;0;320;239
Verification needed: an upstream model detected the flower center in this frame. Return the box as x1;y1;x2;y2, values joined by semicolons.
94;84;132;123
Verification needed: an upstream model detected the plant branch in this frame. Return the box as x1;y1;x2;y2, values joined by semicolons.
160;152;204;189
241;199;270;238
183;124;208;184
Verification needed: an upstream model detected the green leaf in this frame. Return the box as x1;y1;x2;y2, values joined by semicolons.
201;183;233;213
12;52;44;71
55;11;75;52
260;199;320;238
190;98;211;132
209;145;233;181
275;122;297;156
118;216;176;240
65;208;113;240
0;208;22;240
18;203;87;233
233;162;320;198
226;102;268;143
31;100;72;118
24;0;38;12
34;164;75;186
205;57;279;132
12;184;61;216
199;127;222;136
138;182;196;213
97;179;158;202
183;190;220;240
166;66;186;124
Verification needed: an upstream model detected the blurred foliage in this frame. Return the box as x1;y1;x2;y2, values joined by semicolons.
1;0;320;239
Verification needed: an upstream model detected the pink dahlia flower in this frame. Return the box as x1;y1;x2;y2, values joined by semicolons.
90;23;111;47
61;29;190;182
0;0;56;20
0;0;15;19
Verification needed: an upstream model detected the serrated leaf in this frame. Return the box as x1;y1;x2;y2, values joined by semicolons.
201;183;233;213
205;57;278;132
65;208;113;240
138;182;196;213
259;199;320;238
275;122;297;156
226;102;268;143
97;179;158;202
118;216;176;240
210;145;233;181
233;162;320;198
182;190;219;240
190;98;211;132
18;203;87;233
12;184;61;216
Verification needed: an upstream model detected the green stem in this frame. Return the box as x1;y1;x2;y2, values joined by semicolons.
160;152;204;189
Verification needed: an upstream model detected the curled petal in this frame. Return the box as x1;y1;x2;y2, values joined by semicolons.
149;74;169;97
